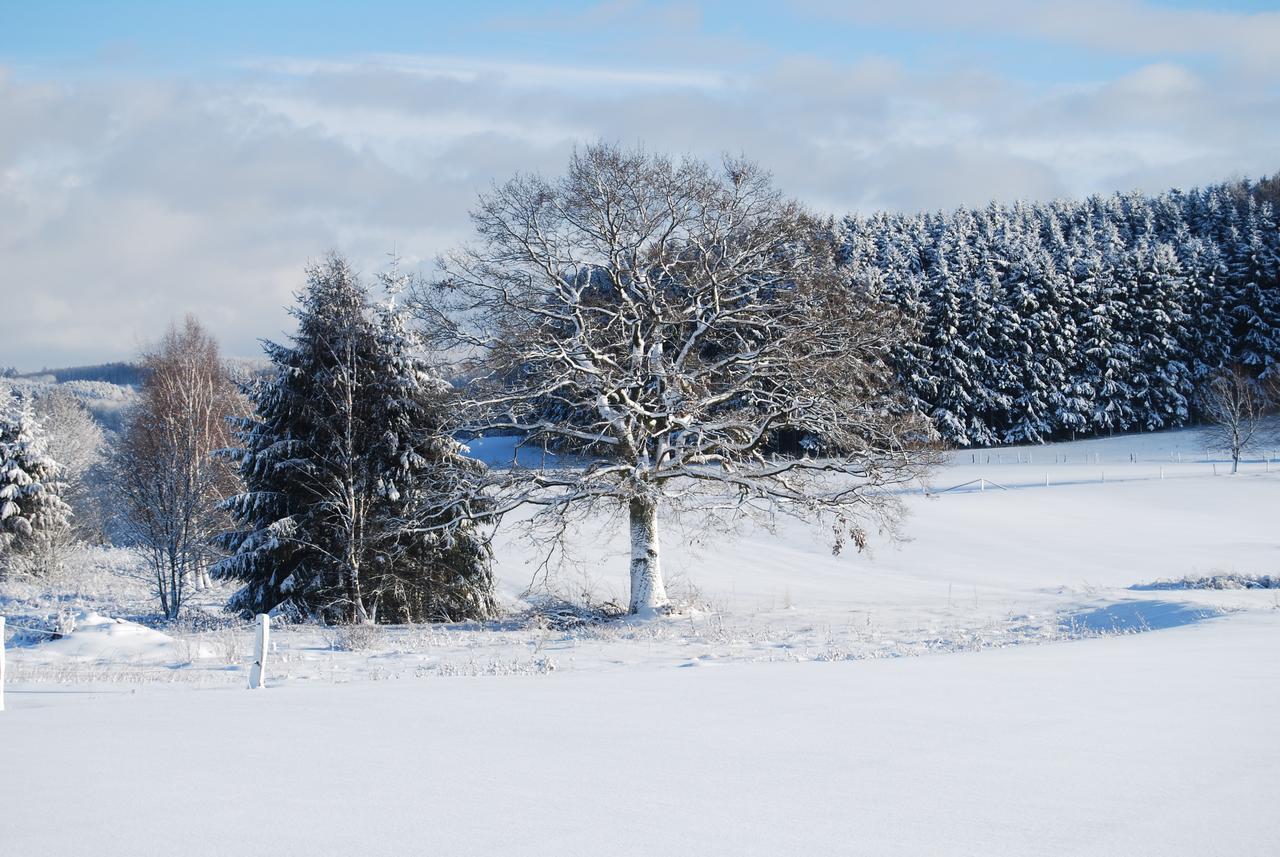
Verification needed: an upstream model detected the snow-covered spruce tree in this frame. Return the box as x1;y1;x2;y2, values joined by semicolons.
215;256;495;624
0;390;73;576
1227;199;1280;378
415;144;939;615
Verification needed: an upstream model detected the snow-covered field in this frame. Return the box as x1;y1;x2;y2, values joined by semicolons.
3;426;1279;855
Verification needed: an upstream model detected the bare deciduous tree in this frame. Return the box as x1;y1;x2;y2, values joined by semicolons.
113;317;245;618
1198;364;1272;474
416;143;939;614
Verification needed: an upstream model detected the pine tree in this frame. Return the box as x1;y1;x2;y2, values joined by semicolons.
0;390;73;574
215;256;495;623
1227;199;1280;378
1127;241;1193;429
924;255;981;445
1041;206;1090;436
1001;244;1068;443
359;266;496;622
856;215;937;426
1075;216;1132;432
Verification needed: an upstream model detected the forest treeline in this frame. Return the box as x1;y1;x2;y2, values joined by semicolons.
838;175;1280;446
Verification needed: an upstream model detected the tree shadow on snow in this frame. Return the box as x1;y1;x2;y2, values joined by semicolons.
1060;600;1222;635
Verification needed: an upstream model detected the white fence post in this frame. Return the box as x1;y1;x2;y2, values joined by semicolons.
248;613;270;690
1;615;6;712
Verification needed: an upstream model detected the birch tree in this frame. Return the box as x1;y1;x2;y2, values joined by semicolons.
416;143;939;615
113;317;245;618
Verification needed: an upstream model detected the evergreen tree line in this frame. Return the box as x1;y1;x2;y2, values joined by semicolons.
836;177;1280;446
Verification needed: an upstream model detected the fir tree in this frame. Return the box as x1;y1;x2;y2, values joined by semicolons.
0;390;73;573
215;256;495;623
1228;200;1280;378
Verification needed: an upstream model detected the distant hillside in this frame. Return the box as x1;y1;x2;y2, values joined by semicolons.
2;373;138;432
2;357;269;433
11;361;146;387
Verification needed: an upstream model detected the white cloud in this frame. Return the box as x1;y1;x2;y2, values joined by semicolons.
1;41;1277;369
803;0;1280;75
242;54;726;92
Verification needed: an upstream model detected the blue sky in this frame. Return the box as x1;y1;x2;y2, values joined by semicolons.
3;1;1279;368
6;0;1272;81
6;1;1276;74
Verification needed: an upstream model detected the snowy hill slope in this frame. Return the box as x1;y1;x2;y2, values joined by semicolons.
2;425;1278;855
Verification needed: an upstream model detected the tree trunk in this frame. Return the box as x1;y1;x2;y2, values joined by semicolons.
347;563;370;624
1232;450;1240;474
628;497;669;615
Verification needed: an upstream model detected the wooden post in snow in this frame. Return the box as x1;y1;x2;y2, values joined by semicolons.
248;613;270;690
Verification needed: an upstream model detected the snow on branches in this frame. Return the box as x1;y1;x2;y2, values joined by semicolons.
0;388;72;573
216;257;496;624
415;143;939;613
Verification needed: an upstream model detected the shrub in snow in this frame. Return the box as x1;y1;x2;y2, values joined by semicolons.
326;623;387;652
52;606;79;638
1134;573;1280;591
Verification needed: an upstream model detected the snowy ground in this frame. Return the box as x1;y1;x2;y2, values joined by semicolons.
3;426;1279;854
